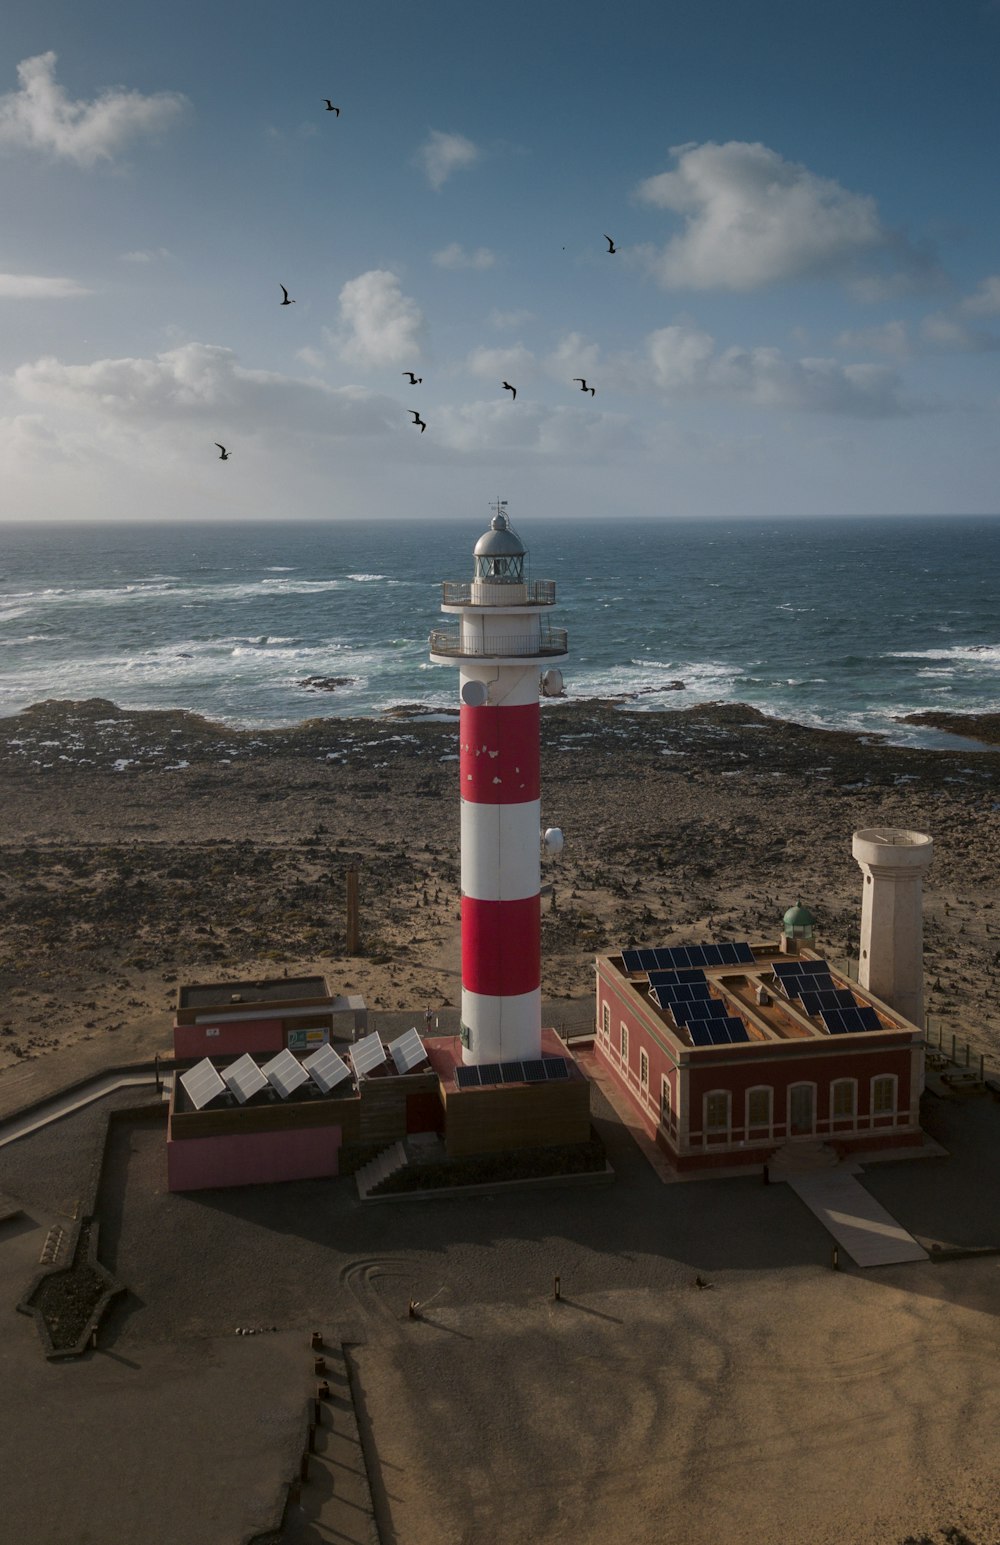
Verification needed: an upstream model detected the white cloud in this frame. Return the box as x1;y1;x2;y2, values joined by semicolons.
295;346;326;371
432;242;496;270
417;129;479;191
329;269;424;368
920;313;1000;353
432;399;634;458
0;51;187;168
635;141;886;291
490;307;534;330
13;342;398;436
642;321;912;416
466;344;535;380
0;272;90;299
119;247;172;264
544;331;601;381
960;275;1000;317
835;321;911;359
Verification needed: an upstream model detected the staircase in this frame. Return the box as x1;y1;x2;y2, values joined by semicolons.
354;1140;408;1200
766;1139;841;1179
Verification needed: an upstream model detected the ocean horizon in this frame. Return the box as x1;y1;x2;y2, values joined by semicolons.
3;513;1000;746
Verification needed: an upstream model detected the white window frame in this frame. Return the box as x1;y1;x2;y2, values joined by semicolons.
639;1048;649;1089
660;1075;672;1122
831;1078;857;1121
787;1081;817;1137
745;1085;773;1137
620;1022;629;1065
704;1089;731;1135
871;1074;897;1116
601;1001;610;1039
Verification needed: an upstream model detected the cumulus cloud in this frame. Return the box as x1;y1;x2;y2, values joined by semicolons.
466;344;535;380
432;242;496;270
417;129;479;190
0;51;187;168
641;321;912;416
432;399;634;458
960;275;1000;317
834;321;911;359
119;247;172;263
490;307;534;330
920;313;1000;353
0;272;90;299
544;331;601;380
330;269;424;368
13;342;398;436
635;141;886;291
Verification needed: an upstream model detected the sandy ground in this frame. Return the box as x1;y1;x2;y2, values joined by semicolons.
2;697;1000;1091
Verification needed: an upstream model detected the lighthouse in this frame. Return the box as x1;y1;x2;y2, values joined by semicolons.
430;502;568;1065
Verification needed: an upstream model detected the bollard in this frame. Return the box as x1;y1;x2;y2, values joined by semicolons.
408;1299;419;1320
553;1275;561;1301
762;1163;769;1186
299;1452;310;1483
310;1331;323;1350
313;1398;323;1426
831;1245;840;1271
314;1355;326;1376
317;1380;330;1401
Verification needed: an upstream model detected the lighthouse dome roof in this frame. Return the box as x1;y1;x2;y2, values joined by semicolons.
474;510;524;558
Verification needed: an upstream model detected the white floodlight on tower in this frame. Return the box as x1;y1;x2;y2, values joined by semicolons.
429;499;568;1066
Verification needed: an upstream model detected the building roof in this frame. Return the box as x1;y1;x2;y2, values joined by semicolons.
178;976;331;1010
783;902;815;930
473;510;525;558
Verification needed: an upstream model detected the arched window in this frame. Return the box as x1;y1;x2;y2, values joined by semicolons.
872;1075;896;1115
831;1079;857;1120
620;1023;629;1064
746;1086;772;1134
639;1049;649;1089
704;1090;730;1134
601;1002;610;1038
661;1076;672;1120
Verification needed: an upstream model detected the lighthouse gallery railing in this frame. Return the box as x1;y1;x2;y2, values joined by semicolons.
429;627;568;659
440;580;557;606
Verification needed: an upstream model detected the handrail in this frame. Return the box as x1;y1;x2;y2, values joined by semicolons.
429;627;568;659
441;579;557;605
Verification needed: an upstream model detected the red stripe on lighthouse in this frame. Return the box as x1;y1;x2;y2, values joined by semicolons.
460;703;540;804
461;895;541;998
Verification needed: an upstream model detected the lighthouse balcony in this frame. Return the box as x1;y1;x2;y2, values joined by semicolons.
429;626;568;661
441;579;557;607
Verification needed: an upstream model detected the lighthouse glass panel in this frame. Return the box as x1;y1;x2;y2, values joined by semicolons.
474;552;523;583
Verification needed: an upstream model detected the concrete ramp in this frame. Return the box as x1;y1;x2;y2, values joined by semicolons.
788;1170;928;1266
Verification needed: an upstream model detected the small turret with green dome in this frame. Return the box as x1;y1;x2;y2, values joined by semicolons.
783;901;815;942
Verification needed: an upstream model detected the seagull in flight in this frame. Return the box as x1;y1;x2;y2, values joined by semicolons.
280;284;295;306
214;443;230;460
323;101;341;115
402;371;423;385
573;378;596;396
502;381;517;401
603;234;617;254
409;410;427;433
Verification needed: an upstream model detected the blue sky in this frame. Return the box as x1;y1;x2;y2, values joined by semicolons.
1;0;999;521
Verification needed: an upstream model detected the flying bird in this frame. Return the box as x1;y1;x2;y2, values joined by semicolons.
603;234;617;254
214;443;230;460
502;381;517;401
409;410;427;433
573;378;596;396
323;101;341;115
280;285;295;306
402;371;423;384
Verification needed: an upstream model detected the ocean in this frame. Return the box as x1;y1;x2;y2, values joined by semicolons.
1;514;999;746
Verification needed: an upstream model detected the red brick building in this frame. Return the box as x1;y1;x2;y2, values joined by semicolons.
594;941;923;1172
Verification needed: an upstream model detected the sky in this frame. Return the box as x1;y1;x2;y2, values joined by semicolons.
1;0;999;523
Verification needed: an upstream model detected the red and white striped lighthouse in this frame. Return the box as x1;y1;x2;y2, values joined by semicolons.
430;502;568;1065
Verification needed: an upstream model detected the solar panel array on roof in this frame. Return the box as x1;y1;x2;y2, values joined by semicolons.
388;1027;428;1075
799;988;857;1017
622;942;755;974
454;1057;570;1088
303;1042;352;1094
261;1047;310;1099
222;1053;268;1105
821;1005;882;1034
670;998;729;1026
648;968;709;988
180;1057;227;1111
650;980;712;1009
351;1031;388;1079
786;973;837;997
689;1017;751;1046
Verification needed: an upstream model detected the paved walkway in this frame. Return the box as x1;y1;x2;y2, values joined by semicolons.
0;1070;170;1150
787;1169;929;1266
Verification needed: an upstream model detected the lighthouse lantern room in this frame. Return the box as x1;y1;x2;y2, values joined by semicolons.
430;502;568;1065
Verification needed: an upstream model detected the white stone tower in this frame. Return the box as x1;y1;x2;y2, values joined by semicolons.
852;828;933;1027
429;502;568;1065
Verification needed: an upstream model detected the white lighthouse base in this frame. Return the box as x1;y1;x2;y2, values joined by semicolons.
462;986;542;1065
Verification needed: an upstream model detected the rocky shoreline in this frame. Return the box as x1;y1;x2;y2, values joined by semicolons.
2;695;1000;1085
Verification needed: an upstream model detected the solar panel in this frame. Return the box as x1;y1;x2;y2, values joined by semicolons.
857;1006;881;1030
478;1062;502;1086
222;1053;268;1105
725;1019;750;1042
717;943;739;966
701;944;725;967
261;1048;310;1099
350;1031;388;1079
455;1064;480;1089
680;998;728;1021
388;1027;428;1075
180;1057;227;1111
303;1043;352;1094
772;960;803;980
621;949;643;974
545;1058;570;1080
638;949;660;972
707;1021;732;1044
821;1008;848;1034
689;1023;714;1046
799;959;831;976
522;1059;547;1082
500;1061;525;1083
